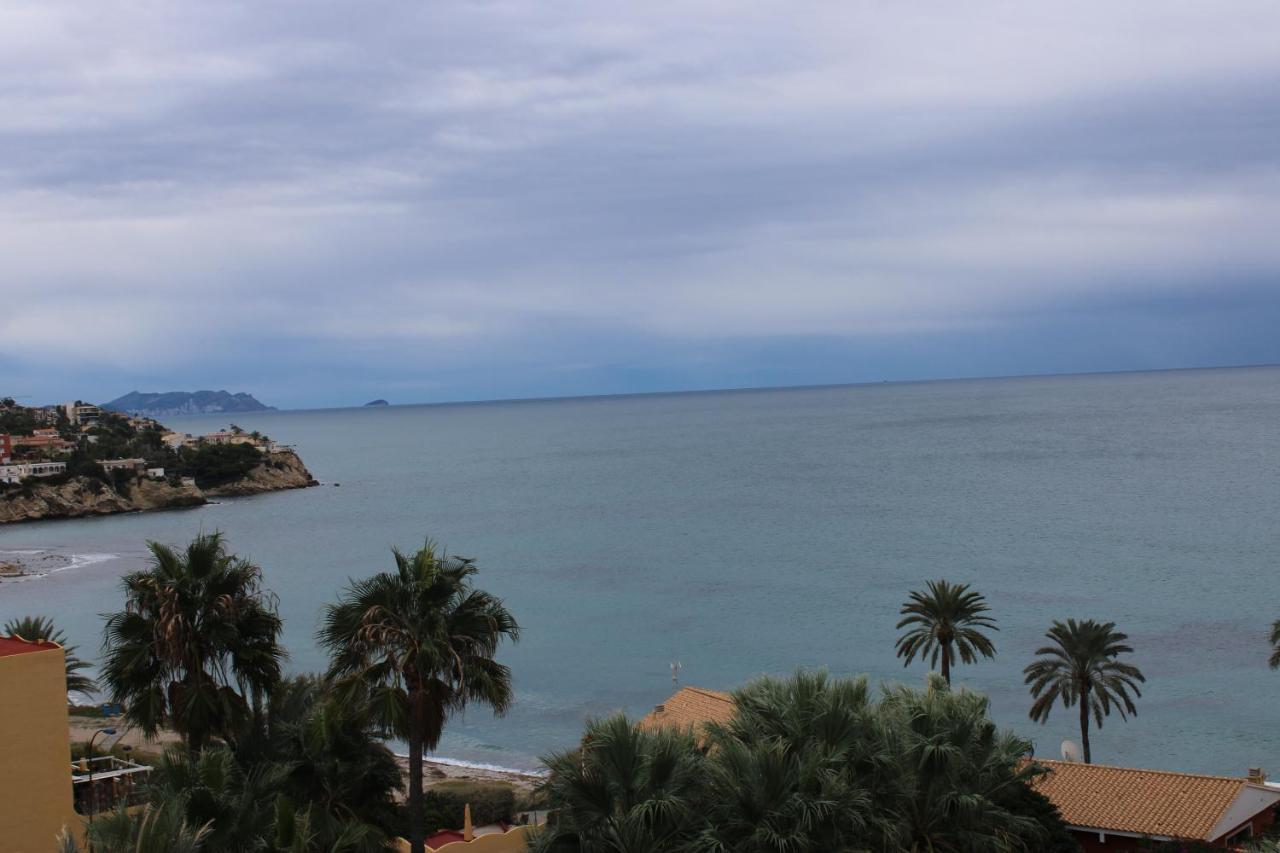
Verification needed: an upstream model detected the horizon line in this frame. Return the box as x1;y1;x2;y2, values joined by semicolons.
256;358;1280;415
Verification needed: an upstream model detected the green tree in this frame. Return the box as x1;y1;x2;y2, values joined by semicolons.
538;673;1072;853
2;614;99;696
258;676;402;850
698;671;880;851
1268;619;1280;670
895;580;998;685
532;715;707;853
1024;619;1145;765
319;540;520;853
875;676;1048;851
101;532;285;751
58;801;210;853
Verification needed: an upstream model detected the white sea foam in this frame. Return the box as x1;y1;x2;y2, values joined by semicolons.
0;551;119;581
393;753;547;777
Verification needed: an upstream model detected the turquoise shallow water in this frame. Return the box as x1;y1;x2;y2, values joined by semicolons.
2;367;1279;774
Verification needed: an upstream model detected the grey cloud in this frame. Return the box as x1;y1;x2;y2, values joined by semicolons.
2;1;1280;404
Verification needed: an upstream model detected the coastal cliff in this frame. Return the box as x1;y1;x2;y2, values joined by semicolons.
0;451;317;524
205;450;318;496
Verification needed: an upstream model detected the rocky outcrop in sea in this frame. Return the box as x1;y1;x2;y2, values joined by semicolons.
0;451;317;524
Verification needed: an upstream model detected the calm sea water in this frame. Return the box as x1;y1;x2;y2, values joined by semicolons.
3;367;1279;774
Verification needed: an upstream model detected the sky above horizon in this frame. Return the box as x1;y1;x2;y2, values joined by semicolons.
3;2;1280;408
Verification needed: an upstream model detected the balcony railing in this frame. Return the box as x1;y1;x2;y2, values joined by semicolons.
71;755;152;815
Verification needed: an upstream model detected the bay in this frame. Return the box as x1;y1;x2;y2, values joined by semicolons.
3;366;1279;774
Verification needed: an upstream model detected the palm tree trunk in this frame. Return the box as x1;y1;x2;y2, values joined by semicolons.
940;642;951;685
1079;693;1091;764
408;725;425;853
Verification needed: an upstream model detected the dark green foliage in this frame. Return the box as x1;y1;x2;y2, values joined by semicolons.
0;405;39;435
532;715;707;853
2;614;99;695
58;801;210;853
319;540;520;853
181;442;262;487
253;675;403;848
1024;619;1145;765
895;579;998;685
64;453;108;483
101;532;285;751
422;782;516;833
534;672;1070;853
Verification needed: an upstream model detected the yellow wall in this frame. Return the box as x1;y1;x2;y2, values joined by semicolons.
0;644;79;853
430;826;533;852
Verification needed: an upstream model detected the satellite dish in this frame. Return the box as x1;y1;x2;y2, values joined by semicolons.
1061;740;1082;762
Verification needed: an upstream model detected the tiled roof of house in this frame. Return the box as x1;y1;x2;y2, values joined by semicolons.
1031;759;1260;841
0;636;61;658
637;686;735;737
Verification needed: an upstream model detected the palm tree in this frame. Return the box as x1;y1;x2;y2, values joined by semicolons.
3;614;98;696
895;580;998;685
101;532;285;751
698;671;880;852
532;715;707;853
1268;620;1280;670
261;676;402;850
876;676;1047;851
319;540;519;853
1023;618;1145;764
57;801;210;853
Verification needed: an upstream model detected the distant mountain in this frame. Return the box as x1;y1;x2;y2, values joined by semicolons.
105;390;275;417
364;399;390;407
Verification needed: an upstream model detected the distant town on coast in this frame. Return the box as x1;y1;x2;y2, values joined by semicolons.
0;395;315;527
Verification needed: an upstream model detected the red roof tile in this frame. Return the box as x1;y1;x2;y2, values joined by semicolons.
0;636;60;658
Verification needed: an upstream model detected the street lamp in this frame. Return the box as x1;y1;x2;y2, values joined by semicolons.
85;727;116;826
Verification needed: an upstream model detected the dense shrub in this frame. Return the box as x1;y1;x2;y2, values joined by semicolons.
422;781;516;832
180;443;261;487
534;672;1080;853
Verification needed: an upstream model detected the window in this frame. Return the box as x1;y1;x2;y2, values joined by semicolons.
1225;824;1254;845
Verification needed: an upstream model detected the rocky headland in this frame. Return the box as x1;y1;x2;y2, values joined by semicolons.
0;450;317;524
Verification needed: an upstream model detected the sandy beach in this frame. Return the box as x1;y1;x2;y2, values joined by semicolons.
68;714;543;793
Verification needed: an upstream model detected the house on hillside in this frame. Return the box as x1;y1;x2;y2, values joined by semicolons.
1031;759;1280;850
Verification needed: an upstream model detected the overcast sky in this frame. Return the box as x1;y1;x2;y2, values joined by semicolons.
3;2;1279;408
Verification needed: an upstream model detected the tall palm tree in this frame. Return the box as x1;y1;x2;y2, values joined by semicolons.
1023;618;1145;764
1268;620;1280;670
3;614;98;696
319;541;519;853
101;532;285;751
895;580;998;685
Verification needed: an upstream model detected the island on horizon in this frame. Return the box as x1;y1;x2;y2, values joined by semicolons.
364;399;390;406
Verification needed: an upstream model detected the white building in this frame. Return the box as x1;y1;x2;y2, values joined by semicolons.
161;432;195;450
0;461;67;484
99;458;145;473
62;402;103;426
146;467;165;479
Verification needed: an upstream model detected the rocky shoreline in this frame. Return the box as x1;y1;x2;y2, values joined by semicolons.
0;450;317;525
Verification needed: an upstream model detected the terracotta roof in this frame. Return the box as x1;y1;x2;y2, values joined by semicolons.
637;686;735;737
1032;759;1273;841
0;636;60;658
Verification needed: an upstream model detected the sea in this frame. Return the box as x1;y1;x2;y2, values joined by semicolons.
2;366;1279;776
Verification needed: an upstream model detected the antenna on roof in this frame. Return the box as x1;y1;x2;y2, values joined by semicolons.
1061;740;1082;763
671;661;682;683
